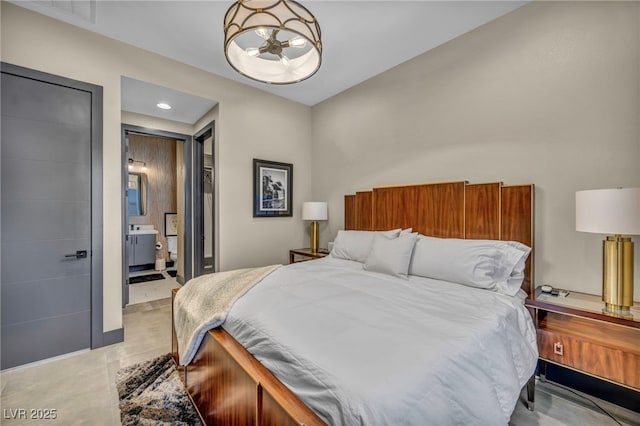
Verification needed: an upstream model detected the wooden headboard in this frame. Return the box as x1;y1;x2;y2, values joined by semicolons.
344;181;534;297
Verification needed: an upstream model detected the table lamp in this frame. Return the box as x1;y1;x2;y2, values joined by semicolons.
576;188;640;312
302;202;327;253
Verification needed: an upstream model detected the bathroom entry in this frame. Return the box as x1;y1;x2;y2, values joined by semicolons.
122;125;193;306
128;132;177;272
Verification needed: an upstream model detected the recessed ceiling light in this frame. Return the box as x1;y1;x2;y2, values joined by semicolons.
157;102;172;110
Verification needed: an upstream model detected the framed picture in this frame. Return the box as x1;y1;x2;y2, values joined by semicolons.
164;212;178;236
253;159;293;217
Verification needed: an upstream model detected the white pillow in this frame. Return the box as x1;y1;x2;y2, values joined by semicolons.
330;229;401;263
408;236;530;296
501;241;530;295
364;232;418;278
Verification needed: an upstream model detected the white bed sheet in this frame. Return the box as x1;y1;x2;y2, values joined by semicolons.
223;257;538;426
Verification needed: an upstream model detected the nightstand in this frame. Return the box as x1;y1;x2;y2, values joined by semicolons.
289;248;329;264
525;287;640;391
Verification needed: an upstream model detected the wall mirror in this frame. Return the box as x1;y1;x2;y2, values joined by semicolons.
127;173;147;216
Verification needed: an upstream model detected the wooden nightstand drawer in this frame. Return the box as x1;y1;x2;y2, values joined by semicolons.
538;329;640;390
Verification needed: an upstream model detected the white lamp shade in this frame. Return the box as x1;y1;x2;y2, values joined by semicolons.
302;202;327;221
576;188;640;235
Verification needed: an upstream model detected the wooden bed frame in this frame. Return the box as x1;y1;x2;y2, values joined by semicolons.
172;180;535;425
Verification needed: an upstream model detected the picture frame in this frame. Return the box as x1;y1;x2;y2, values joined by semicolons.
164;212;178;236
253;159;293;217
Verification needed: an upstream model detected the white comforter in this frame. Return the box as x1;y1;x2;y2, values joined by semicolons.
223;257;538;426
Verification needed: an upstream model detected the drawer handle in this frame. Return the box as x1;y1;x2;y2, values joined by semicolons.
553;342;563;356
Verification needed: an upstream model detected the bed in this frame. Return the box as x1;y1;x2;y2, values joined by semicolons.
172;180;537;426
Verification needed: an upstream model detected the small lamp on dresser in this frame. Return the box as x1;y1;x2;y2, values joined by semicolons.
302;202;328;253
576;187;640;313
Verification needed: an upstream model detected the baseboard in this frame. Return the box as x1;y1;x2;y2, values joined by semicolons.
101;327;124;347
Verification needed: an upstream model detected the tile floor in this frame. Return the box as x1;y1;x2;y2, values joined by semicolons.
1;298;172;425
128;269;181;305
1;297;638;425
511;384;639;425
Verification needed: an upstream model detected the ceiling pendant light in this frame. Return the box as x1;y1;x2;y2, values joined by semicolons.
224;0;322;84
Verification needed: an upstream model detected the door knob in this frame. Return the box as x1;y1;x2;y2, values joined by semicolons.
64;250;87;259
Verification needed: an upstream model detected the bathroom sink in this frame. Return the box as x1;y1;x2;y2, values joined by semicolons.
128;229;158;235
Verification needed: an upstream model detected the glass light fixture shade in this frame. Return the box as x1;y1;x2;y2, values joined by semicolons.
255;28;271;40
246;47;261;57
288;36;307;48
128;158;147;172
576;188;640;235
224;0;322;84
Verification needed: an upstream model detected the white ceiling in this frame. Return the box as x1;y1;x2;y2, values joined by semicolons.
121;77;218;124
13;1;527;123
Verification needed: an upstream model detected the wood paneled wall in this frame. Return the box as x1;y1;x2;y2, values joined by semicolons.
345;181;534;296
129;134;178;262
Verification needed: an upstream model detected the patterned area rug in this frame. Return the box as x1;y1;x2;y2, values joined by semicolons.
116;353;202;425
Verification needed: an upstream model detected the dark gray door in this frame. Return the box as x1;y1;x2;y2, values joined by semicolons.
194;122;215;277
1;70;93;369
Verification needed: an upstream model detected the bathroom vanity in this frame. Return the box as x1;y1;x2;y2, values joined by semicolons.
127;230;157;267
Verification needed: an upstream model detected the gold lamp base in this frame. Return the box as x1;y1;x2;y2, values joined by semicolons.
309;221;319;253
602;235;634;312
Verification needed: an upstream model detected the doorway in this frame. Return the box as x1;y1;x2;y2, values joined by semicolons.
121;125;192;307
1;63;104;369
194;121;216;276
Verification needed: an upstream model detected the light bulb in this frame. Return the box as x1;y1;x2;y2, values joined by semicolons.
280;54;290;66
128;164;133;171
246;47;260;57
288;37;306;48
255;28;270;40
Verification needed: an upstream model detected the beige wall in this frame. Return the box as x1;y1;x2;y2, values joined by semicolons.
122;111;195;136
311;1;640;298
1;3;312;332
